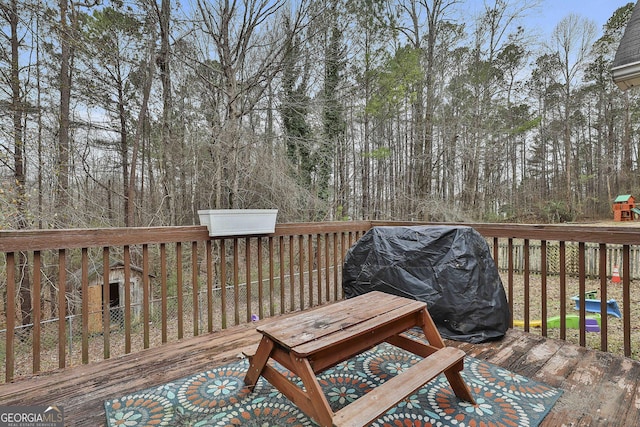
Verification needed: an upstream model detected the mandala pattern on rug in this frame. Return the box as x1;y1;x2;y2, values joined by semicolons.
362;343;422;381
315;369;377;411
105;342;562;427
175;363;255;412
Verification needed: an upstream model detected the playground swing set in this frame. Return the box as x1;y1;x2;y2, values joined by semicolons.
613;194;640;221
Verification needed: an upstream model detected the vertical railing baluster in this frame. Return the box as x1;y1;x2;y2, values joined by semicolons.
324;233;330;302
161;243;168;343
299;234;305;310
541;240;548;337
579;242;586;347
507;238;514;327
289;235;295;311
143;244;150;349
312;234;324;305
333;233;339;300
279;236;285;314
308;234;313;307
268;237;275;317
257;237;264;320
623;244;631;357
206;239;213;332
58;249;67;368
33;251;41;373
559;241;567;340
6;252;15;382
599;243;608;352
492;237;499;271
81;248;89;364
192;241;199;335
102;247;110;359
233;238;240;325
123;246;132;353
177;242;184;339
220;239;227;329
524;239;530;332
245;237;251;323
341;232;347;297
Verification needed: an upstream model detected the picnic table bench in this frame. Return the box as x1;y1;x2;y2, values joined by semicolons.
243;291;475;427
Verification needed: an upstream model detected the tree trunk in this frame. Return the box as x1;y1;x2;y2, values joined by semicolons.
158;0;174;223
57;0;72;227
128;43;156;227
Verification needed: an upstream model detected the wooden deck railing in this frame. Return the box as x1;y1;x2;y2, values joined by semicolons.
1;221;639;383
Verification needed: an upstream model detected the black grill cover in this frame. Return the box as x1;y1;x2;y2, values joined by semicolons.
342;225;510;343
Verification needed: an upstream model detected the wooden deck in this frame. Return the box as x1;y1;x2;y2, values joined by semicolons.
1;311;639;427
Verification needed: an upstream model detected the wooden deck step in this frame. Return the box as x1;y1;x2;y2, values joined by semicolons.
332;346;465;427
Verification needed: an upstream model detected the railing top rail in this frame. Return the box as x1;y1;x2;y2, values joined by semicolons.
2;220;640;252
472;224;640;244
371;221;640;245
0;226;211;252
0;221;373;252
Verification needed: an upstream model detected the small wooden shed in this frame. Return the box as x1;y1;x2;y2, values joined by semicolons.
86;261;153;333
613;194;637;221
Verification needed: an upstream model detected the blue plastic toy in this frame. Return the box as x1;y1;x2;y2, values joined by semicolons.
571;296;622;318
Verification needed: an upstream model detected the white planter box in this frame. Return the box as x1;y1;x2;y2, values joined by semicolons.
198;209;278;237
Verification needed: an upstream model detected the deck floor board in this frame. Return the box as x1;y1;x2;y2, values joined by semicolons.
1;314;638;426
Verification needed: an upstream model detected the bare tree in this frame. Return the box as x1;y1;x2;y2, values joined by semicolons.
155;0;174;224
395;0;460;217
195;0;309;209
549;13;597;216
56;0;74;227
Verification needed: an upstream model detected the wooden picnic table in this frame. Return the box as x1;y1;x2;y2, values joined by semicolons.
243;291;475;427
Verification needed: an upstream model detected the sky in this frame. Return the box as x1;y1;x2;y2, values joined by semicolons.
528;0;633;37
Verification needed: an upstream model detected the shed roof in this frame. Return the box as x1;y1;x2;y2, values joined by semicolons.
613;1;640;90
69;261;155;289
614;194;634;203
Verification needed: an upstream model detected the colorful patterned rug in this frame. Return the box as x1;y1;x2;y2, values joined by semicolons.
104;342;562;426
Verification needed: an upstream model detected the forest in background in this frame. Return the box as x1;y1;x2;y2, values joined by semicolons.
1;0;638;230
